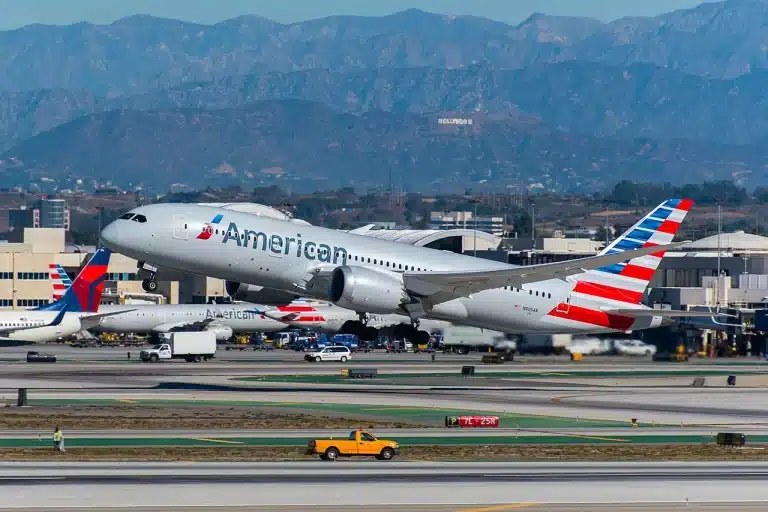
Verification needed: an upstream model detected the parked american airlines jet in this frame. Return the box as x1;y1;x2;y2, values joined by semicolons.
49;263;288;340
264;302;451;339
0;248;128;343
100;199;723;344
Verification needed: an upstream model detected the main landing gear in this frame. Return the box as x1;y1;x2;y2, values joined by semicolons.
393;323;431;345
340;314;379;341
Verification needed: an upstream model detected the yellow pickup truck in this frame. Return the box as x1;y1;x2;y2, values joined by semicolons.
307;429;400;461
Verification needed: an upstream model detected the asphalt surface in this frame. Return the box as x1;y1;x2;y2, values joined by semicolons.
3;506;767;512
3;346;768;427
2;462;768;510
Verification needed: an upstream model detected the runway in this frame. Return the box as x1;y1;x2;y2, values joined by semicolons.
0;427;763;447
2;462;768;510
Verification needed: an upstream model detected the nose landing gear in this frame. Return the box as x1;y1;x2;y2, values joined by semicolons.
137;261;159;293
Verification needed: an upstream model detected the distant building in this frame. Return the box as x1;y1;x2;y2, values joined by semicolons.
6;199;70;231
429;211;504;236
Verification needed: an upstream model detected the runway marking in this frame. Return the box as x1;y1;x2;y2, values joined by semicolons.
561;433;630;442
458;502;540;512
118;399;137;404
189;437;244;445
550;394;595;404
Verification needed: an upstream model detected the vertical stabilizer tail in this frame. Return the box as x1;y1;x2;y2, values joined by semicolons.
49;263;72;301
37;248;112;312
572;198;693;305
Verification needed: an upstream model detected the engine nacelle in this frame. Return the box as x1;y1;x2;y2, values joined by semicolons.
328;265;407;314
225;281;299;305
204;325;234;341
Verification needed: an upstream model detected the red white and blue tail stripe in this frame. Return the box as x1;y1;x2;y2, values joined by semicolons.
49;263;72;301
572;198;693;306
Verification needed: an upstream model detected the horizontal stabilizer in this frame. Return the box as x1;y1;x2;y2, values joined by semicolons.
403;240;692;303
605;309;737;318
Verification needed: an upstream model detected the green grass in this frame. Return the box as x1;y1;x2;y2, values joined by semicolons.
3;433;758;448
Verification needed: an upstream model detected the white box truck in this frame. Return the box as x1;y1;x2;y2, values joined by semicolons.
441;325;516;357
140;331;217;363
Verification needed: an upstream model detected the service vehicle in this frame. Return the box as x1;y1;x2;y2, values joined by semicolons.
613;338;657;356
441;325;516;357
307;429;400;461
139;331;216;362
304;345;351;362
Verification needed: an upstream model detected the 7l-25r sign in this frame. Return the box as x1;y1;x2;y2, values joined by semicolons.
444;415;499;428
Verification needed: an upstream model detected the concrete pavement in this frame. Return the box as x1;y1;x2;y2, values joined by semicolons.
2;462;768;510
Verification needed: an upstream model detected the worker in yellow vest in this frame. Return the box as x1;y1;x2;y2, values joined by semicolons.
53;427;65;452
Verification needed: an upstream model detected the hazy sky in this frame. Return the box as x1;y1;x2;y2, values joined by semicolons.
0;0;718;30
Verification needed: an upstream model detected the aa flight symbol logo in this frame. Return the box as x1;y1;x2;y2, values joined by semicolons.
197;214;224;240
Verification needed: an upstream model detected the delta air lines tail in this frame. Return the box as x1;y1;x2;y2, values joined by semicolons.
37;248;111;313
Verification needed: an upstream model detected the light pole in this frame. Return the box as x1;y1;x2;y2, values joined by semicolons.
716;201;722;309
473;200;478;257
96;207;104;248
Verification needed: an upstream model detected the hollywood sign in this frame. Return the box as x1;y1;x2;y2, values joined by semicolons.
437;118;473;125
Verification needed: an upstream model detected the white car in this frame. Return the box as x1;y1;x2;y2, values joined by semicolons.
613;339;657;356
305;345;352;362
566;337;611;355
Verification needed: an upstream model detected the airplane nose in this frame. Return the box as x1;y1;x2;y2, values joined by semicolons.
100;221;120;251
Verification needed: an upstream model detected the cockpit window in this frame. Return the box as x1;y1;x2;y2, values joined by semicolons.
119;213;135;220
132;214;147;223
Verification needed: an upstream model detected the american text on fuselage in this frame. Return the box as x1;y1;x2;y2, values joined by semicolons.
222;222;349;266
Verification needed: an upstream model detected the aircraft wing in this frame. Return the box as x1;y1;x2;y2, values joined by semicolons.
151;319;216;333
403;240;691;306
79;310;138;330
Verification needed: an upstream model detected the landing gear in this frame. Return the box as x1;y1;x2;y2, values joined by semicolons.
142;278;158;292
138;260;159;293
394;323;430;346
340;320;379;341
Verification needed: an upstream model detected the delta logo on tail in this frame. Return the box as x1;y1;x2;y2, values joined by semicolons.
547;198;693;330
37;247;112;313
198;214;224;240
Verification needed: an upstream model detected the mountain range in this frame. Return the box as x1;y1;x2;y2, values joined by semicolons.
2;0;768;192
2;99;761;194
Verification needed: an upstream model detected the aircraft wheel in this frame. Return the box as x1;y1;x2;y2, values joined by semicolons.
142;279;158;292
362;326;378;341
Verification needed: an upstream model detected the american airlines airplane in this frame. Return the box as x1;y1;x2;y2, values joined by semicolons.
0;248;127;343
49;264;288;341
100;199;724;344
264;302;451;339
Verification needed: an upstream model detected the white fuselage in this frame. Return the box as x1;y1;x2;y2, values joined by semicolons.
101;204;660;335
95;304;288;335
0;311;84;343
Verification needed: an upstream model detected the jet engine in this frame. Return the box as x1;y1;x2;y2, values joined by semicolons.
328;266;407;314
203;324;234;341
225;282;299;305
